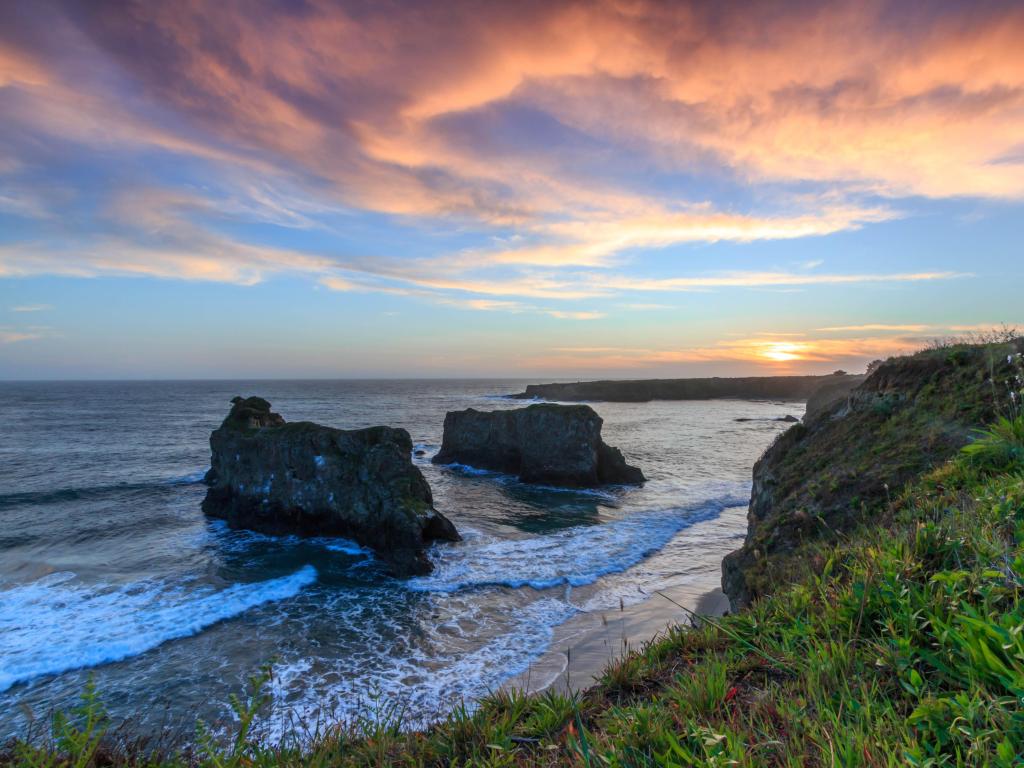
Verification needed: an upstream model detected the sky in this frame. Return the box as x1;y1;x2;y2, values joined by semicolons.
0;0;1022;379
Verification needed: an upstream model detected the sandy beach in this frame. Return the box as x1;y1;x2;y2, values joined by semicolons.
504;576;732;696
503;502;748;697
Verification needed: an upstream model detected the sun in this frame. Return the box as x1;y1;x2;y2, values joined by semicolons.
759;342;806;362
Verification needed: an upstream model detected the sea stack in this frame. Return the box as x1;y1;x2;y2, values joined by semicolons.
202;396;459;576
433;403;645;487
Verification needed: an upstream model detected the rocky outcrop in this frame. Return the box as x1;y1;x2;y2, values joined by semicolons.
203;396;459;576
722;339;1024;610
511;374;863;403
432;404;645;487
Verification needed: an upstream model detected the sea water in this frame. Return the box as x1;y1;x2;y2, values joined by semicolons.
0;380;800;740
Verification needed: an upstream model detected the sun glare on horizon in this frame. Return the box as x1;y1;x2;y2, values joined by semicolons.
758;343;806;363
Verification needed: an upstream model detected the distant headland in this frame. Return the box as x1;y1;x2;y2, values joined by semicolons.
511;372;865;403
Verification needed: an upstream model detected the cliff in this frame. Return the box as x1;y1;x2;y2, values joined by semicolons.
512;373;860;403
202;396;459;576
723;338;1024;608
432;403;644;487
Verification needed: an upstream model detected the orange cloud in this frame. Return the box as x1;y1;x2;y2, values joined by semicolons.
0;328;44;344
535;334;925;371
10;0;1020;223
1;0;1018;306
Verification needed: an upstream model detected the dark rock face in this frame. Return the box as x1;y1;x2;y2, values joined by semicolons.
722;339;1024;610
203;397;459;576
432;403;644;487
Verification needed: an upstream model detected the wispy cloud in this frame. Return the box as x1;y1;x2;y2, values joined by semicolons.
0;1;1019;379
0;326;47;343
587;271;964;294
0;0;1021;292
10;303;52;312
544;310;605;320
0;331;37;344
817;322;1021;334
816;323;931;332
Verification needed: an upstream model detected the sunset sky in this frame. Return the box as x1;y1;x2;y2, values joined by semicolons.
1;0;1022;379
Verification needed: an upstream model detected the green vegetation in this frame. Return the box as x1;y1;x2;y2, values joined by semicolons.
6;341;1024;766
724;338;1024;607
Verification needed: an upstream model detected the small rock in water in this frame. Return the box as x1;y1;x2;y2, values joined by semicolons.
202;396;459;576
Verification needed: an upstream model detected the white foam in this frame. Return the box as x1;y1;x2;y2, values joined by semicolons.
254;595;577;742
0;566;317;693
168;469;208;485
408;496;744;593
438;463;621;498
322;541;371;556
441;462;498;477
201;521;372;560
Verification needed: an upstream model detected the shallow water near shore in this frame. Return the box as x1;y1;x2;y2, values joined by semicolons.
0;380;800;741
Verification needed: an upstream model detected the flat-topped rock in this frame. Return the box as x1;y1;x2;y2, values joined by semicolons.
202;396;459;576
433;403;644;487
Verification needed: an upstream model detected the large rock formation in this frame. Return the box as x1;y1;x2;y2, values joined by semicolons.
432;403;644;487
511;374;863;403
722;339;1024;610
202;396;459;576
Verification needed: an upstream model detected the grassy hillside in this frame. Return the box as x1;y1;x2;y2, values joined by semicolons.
6;342;1024;767
724;337;1024;608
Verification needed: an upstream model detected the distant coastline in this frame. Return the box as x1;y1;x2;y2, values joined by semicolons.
511;373;861;403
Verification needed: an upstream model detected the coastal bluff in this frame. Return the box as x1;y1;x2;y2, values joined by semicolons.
202;396;459;576
433;403;645;487
723;338;1024;609
511;373;861;403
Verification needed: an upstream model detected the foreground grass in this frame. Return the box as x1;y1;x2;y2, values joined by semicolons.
7;419;1024;766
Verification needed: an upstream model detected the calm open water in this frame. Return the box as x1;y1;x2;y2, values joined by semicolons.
0;380;800;740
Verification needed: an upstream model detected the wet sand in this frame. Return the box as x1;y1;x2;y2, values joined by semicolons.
504;578;731;695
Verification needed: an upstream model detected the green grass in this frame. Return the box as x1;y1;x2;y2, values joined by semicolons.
724;339;1024;608
7;414;1024;767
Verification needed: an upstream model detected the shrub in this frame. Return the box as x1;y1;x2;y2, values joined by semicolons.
961;415;1024;473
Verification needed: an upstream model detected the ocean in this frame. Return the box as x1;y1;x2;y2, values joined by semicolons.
0;380;800;741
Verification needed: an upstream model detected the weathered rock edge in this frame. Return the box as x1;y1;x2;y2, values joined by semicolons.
202;396;459;576
432;403;645;487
